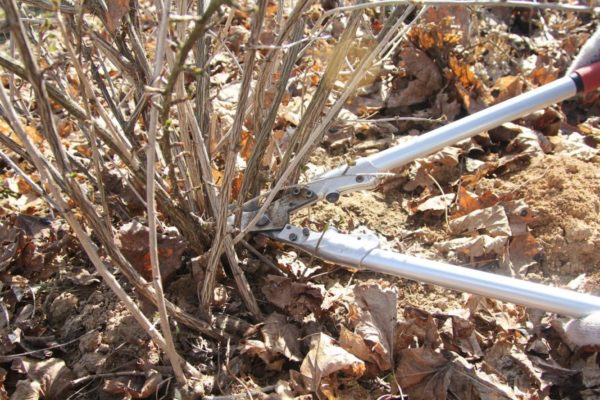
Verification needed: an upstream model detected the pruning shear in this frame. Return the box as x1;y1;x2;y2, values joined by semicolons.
238;61;600;318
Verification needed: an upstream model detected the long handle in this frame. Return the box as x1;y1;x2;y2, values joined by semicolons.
309;62;600;200
271;226;600;317
367;62;600;172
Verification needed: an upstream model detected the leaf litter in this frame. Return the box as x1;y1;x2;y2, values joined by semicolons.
1;2;600;399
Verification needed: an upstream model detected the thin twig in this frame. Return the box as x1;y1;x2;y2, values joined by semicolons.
70;371;149;387
0;331;96;363
201;0;268;314
161;0;228;123
146;0;191;385
346;116;446;124
239;239;286;277
56;11;113;229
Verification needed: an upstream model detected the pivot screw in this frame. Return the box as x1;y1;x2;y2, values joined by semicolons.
257;215;270;227
355;175;364;183
289;233;298;241
302;227;310;237
292;188;301;196
325;192;340;203
305;190;314;198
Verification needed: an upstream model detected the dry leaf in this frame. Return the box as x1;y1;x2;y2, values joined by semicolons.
395;348;451;399
299;333;365;394
449;54;482;90
484;338;550;393
395;311;442;354
506;125;550;155
103;370;162;399
454;186;483;217
387;47;443;108
106;0;130;32
262;313;302;362
116;221;186;283
491;75;524;103
344;284;397;371
413;193;454;214
261;275;325;321
440;314;482;357
276;251;321;278
241;340;285;371
11;357;74;400
508;232;542;274
435;235;507;258
449;205;511;237
339;326;374;368
396;348;514;400
403;147;462;192
0;222;23;272
10;379;41;400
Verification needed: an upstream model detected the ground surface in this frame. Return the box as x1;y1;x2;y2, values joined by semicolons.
1;1;599;399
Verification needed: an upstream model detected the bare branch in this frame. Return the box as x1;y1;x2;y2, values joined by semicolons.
146;0;193;385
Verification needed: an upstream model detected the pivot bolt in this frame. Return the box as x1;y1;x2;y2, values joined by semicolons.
302;227;310;237
289;233;298;241
292;188;301;196
355;175;364;183
305;190;314;198
325;192;340;203
257;215;270;227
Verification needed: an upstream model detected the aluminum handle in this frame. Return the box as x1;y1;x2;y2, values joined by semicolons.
316;75;578;196
272;226;600;317
366;76;577;172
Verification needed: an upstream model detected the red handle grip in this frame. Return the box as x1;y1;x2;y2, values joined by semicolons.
575;60;600;93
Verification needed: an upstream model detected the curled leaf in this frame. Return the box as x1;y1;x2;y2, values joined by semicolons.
300;333;365;395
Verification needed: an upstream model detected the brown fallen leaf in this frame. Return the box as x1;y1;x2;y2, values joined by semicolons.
116;221;187;283
106;0;130;32
491;75;524;104
10;379;42;400
508;232;542;275
241;339;285;371
395;307;442;352
412;193;455;215
387;47;443;108
435;235;507;258
0;222;23;272
449;205;512;237
11;357;74;400
261;275;325;321
454;187;501;217
484;338;550;394
299;333;365;396
343;284;397;371
438;313;482;358
454;186;482;216
396;348;515;400
262;313;302;363
396;348;451;399
505;124;551;155
103;370;162;399
404;147;462;192
339;326;374;369
276;251;321;278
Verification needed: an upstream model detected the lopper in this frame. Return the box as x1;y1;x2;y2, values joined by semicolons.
236;61;600;319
